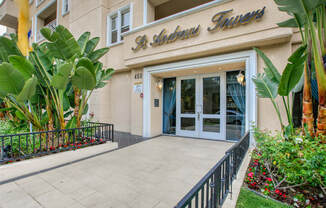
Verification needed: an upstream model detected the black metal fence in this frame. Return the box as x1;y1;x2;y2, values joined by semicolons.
0;122;114;164
175;132;250;208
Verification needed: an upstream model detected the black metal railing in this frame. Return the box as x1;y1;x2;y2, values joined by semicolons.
0;122;114;164
175;132;250;208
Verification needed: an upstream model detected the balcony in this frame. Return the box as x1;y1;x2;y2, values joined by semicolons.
35;0;57;42
148;0;215;22
36;19;57;42
0;0;18;29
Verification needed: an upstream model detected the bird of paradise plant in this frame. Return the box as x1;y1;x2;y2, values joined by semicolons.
0;0;44;130
274;0;326;138
0;0;113;131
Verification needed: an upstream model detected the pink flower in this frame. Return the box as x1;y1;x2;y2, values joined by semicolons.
248;172;254;177
267;177;272;182
275;189;280;194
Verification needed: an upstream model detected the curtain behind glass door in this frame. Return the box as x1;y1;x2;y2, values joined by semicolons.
163;78;176;134
226;71;246;141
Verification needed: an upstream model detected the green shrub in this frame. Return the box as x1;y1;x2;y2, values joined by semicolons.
254;129;326;190
0;120;29;135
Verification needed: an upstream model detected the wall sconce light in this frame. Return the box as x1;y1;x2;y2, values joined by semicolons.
237;71;245;86
156;79;163;90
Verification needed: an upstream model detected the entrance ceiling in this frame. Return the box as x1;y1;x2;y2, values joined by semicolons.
154;61;245;78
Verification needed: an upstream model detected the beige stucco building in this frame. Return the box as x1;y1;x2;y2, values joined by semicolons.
0;0;301;141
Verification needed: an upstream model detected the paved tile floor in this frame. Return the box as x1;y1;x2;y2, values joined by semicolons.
0;136;233;208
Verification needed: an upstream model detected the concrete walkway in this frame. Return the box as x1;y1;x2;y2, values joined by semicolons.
0;136;232;208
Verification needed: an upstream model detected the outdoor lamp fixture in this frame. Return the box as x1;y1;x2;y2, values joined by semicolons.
156;79;163;90
237;71;245;86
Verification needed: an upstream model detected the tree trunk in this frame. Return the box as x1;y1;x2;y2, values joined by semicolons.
302;63;315;136
46;102;54;131
316;53;326;137
73;87;81;128
0;102;5;119
316;88;326;137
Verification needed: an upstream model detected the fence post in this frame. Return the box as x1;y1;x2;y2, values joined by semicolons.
0;138;3;161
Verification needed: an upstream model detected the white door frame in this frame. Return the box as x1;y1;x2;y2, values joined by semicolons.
175;73;227;140
176;75;199;138
143;50;257;143
198;72;226;140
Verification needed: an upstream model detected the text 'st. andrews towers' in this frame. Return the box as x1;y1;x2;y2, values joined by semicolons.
132;6;266;52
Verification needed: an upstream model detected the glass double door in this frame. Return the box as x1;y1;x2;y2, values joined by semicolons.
176;73;226;140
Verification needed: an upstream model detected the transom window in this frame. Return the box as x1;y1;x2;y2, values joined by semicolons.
62;0;69;15
107;5;131;45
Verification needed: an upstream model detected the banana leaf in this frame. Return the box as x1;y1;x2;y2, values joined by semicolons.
0;37;21;63
9;55;35;81
0;63;25;95
84;37;100;55
71;66;96;90
41;25;81;60
252;74;279;99
78;32;91;54
51;63;73;89
16;76;38;102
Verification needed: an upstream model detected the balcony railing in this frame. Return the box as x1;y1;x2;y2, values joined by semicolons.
0;122;114;164
175;132;250;208
36;19;57;41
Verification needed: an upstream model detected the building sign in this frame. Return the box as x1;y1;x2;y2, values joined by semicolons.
132;7;266;52
208;7;265;32
132;25;200;52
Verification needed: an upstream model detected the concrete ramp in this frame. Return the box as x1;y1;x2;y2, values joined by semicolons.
0;136;233;208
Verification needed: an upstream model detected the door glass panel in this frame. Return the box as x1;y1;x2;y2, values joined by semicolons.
181;79;196;114
203;77;220;114
226;71;246;141
181;117;196;131
203;118;220;133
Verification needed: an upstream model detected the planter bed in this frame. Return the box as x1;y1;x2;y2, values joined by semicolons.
244;149;326;208
0;122;114;165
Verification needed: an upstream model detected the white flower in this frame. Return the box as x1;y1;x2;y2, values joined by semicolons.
295;137;303;143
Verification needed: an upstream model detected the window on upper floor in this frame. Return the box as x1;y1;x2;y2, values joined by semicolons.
107;5;131;45
36;0;45;7
62;0;69;16
146;0;215;23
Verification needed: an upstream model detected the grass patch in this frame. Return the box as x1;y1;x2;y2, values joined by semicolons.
236;188;292;208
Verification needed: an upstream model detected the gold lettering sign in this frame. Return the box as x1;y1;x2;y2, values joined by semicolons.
208;7;265;32
132;25;200;52
132;7;266;52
